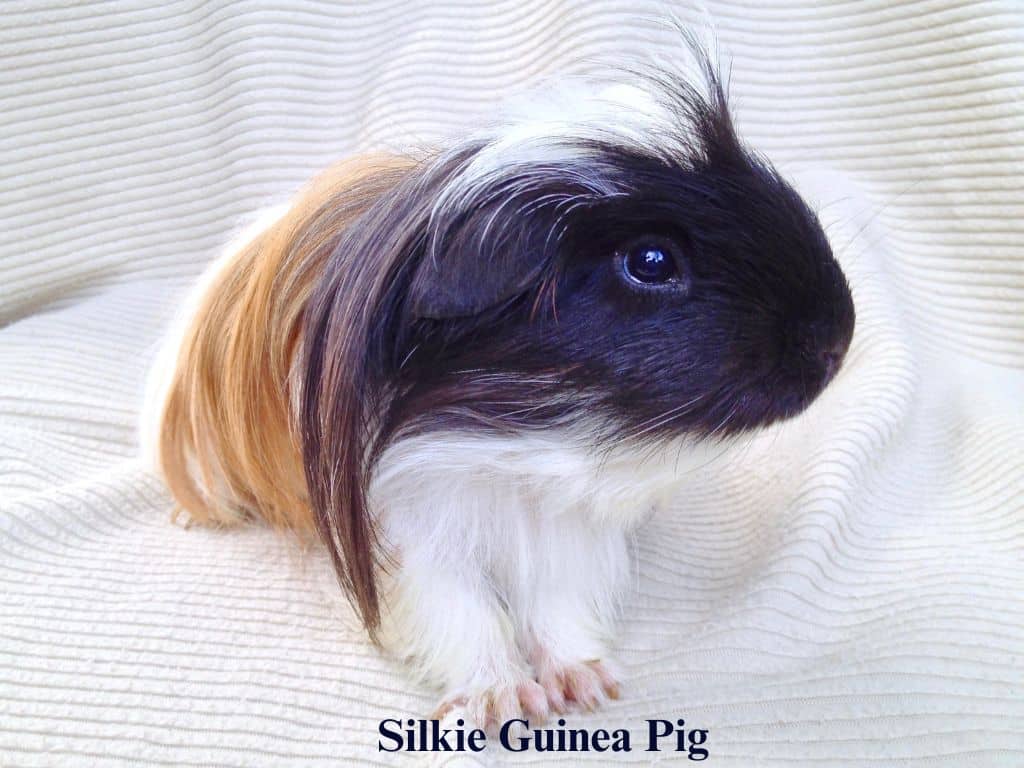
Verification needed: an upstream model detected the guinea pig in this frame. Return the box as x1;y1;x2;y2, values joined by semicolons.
141;41;855;728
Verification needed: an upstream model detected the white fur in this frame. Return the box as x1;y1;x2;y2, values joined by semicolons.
430;82;668;237
370;427;720;719
434;25;726;227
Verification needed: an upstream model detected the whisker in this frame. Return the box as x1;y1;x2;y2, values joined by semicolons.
622;393;707;442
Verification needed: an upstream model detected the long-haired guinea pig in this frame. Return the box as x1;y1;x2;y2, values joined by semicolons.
142;41;854;727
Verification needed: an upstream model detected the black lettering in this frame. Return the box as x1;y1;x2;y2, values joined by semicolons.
612;729;630;752
646;719;673;751
430;719;453;751
688;729;709;761
467;728;486;752
378;718;404;752
500;718;530;752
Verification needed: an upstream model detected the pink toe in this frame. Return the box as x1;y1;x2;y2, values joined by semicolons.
518;681;549;721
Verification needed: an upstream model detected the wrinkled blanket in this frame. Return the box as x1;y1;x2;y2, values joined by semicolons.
1;1;1022;765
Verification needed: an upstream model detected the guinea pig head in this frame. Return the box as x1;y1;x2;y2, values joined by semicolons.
390;64;855;442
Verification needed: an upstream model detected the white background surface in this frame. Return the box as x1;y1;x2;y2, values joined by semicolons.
1;1;1022;765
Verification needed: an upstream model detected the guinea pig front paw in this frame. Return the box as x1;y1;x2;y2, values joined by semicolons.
431;678;549;731
535;656;621;714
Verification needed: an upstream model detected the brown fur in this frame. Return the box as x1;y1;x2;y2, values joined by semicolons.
153;154;415;536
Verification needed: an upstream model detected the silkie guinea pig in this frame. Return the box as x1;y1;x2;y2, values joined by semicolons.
142;41;855;728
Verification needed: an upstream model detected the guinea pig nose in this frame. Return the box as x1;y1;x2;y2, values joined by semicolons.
819;337;849;386
820;349;840;385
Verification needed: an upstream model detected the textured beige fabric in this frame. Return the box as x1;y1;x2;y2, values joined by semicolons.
1;1;1022;766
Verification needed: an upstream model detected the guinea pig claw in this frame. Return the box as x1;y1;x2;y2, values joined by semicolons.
586;659;621;700
517;680;550;721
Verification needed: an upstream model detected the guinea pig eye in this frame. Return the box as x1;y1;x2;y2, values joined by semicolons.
617;238;686;289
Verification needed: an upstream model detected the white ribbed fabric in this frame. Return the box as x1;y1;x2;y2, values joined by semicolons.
1;1;1022;766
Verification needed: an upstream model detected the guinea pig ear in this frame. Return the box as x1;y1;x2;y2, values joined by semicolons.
406;199;554;319
408;245;549;319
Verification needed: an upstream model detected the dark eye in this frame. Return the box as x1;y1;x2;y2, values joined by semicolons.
619;240;684;287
